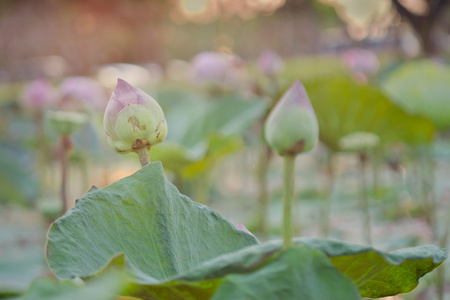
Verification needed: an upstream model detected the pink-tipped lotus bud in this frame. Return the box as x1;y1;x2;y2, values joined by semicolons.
21;78;57;111
103;79;167;153
191;51;247;90
59;76;106;112
342;48;379;75
264;80;319;156
257;49;285;77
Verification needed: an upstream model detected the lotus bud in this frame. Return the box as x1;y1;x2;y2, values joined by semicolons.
21;78;57;111
342;48;379;75
191;51;246;90
59;76;106;112
264;80;319;156
103;79;167;154
257;49;285;77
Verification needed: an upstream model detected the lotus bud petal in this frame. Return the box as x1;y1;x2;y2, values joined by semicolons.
264;80;319;156
257;49;285;77
103;79;167;153
22;78;57;111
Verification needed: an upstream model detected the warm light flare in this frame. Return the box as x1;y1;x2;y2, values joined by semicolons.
398;0;429;16
318;0;395;40
173;0;285;23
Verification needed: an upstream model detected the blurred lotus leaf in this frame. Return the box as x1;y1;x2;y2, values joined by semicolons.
303;76;434;151
46;110;89;136
22;272;127;300
0;145;38;205
280;56;349;83
150;90;268;178
380;59;450;130
339;131;380;152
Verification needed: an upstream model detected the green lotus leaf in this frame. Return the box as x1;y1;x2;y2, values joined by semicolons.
150;93;267;176
380;59;450;130
294;238;447;298
46;162;258;280
101;238;444;299
303;76;434;150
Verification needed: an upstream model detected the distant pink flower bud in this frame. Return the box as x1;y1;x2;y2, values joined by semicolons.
59;76;106;111
257;49;285;76
103;79;167;153
21;78;57;111
191;51;247;90
264;80;319;156
342;48;379;75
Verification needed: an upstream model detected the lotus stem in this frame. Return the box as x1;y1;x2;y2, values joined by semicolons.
60;135;73;213
424;144;436;234
256;146;272;238
283;155;296;248
359;153;372;245
35;112;47;199
320;150;334;237
135;147;151;168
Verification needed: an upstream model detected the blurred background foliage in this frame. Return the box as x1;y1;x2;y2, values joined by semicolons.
1;0;450;299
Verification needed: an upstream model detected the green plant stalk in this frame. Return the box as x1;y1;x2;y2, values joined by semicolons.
425;144;436;234
60;135;73;213
80;128;91;192
359;153;372;246
135;147;151;168
256;146;272;238
416;144;436;233
319;150;334;237
35;112;48;199
283;155;296;248
371;148;383;204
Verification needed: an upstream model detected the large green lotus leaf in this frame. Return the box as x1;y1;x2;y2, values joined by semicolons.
46;162;258;280
108;245;361;300
303;76;434;150
121;238;444;299
380;59;450;130
206;246;361;300
21;272;127;300
294;238;447;298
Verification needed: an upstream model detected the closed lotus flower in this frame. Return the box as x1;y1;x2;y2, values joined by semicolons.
22;78;57;111
257;49;285;77
191;51;247;90
103;79;167;154
264;80;318;156
342;48;379;75
60;76;106;111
